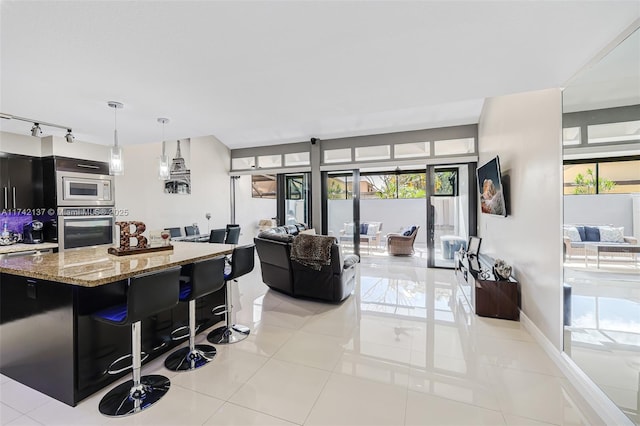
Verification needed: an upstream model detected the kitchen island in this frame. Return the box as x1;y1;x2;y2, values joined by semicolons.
0;242;235;406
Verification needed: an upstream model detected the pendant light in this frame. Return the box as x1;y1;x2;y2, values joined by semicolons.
157;118;170;180
108;101;124;176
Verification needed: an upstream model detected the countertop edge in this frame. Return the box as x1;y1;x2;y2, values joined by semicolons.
0;247;233;287
0;243;59;255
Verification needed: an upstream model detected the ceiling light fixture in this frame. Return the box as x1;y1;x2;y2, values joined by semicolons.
30;123;42;137
0;113;73;141
157;118;170;180
108;101;124;176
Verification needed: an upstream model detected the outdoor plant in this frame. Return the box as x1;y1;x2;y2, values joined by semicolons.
573;168;615;194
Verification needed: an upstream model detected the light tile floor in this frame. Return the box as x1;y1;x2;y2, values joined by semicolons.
1;255;597;425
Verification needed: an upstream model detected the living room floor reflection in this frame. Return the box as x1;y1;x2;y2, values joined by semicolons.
1;255;596;426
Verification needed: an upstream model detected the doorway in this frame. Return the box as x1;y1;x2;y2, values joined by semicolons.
427;163;476;269
322;170;361;257
277;173;311;226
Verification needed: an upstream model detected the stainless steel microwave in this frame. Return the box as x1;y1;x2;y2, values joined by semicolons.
56;171;114;206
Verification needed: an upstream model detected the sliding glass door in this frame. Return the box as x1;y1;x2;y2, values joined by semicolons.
322;170;360;256
427;163;476;268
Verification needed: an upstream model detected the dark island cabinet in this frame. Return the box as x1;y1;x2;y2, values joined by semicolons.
0;155;43;210
0;273;225;406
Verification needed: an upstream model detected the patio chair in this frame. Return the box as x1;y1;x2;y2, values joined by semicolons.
387;226;420;256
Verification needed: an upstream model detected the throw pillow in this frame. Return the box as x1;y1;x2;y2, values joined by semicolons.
344;223;354;235
563;226;581;242
360;223;369;235
575;226;586;242
367;223;379;236
402;226;414;236
599;226;624;243
584;226;600;242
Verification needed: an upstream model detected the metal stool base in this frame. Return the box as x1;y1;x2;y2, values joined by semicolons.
207;324;250;344
164;344;217;371
98;374;170;417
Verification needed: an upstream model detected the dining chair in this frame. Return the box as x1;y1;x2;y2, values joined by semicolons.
166;227;182;238
224;226;240;244
209;229;226;243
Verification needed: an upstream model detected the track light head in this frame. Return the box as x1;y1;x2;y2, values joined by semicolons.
31;123;42;137
65;129;75;143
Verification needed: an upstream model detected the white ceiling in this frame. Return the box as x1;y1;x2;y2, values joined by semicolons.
563;29;640;113
1;1;638;149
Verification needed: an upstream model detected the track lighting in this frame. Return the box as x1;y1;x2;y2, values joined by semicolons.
0;112;73;141
31;123;42;137
108;101;124;176
157;118;170;180
65;129;75;143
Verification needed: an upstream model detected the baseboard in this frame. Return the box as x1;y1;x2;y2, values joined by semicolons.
519;311;633;426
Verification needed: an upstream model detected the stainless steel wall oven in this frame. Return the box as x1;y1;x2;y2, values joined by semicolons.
58;207;114;250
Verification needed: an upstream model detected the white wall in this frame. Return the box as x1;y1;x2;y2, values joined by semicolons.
41;136;110;162
0;132;111;161
564;193;634;235
114;135;231;236
327;198;428;243
0;132;42;156
478;88;564;350
234;175;277;245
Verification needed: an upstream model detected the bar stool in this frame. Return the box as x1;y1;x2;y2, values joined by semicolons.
165;257;226;371
92;267;181;417
207;245;255;344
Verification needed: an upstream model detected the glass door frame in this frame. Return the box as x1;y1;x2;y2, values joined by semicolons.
426;162;477;269
277;172;312;227
321;169;361;257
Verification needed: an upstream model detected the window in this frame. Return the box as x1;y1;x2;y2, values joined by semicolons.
562;127;581;146
394;141;430;158
433;138;475;156
232;157;255;170
563;159;640;195
361;172;426;199
284;152;310;166
355;145;390;161
257;155;281;168
252;175;276;198
433;170;458;196
324;148;352;164
599;160;640;194
588;120;640;144
327;175;353;200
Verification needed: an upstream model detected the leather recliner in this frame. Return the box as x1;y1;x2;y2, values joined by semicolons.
254;225;359;303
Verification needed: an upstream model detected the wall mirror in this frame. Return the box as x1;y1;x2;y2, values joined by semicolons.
562;23;640;424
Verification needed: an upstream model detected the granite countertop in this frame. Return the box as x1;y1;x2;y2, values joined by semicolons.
0;242;235;287
0;242;59;255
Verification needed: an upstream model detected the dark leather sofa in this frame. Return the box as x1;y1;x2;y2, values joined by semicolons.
254;224;359;303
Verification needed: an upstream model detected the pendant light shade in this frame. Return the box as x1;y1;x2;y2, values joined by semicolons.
108;101;124;176
157;118;170;180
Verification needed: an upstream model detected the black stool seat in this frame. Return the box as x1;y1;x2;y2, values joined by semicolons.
92;266;180;417
207;245;255;344
165;257;226;371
